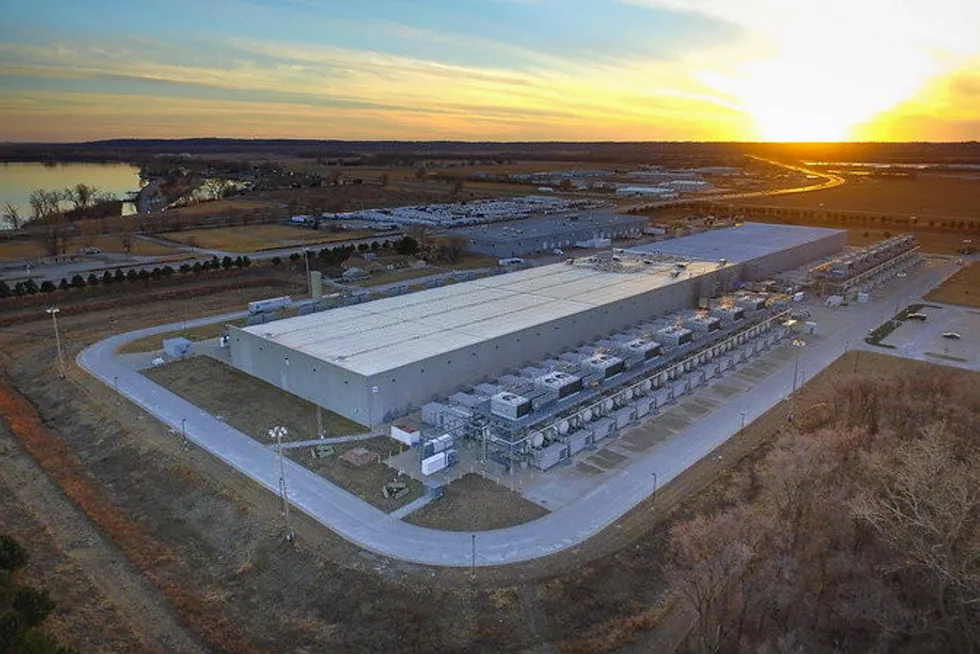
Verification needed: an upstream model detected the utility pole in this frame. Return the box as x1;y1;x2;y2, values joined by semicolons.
181;417;188;449
269;425;295;542
316;405;324;439
46;307;65;378
471;533;476;569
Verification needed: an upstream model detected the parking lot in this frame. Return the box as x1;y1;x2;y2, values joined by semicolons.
882;304;980;368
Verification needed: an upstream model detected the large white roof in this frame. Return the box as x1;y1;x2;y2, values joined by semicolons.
625;222;843;264
240;259;719;376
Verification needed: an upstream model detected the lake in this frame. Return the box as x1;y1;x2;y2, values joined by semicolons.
0;161;143;228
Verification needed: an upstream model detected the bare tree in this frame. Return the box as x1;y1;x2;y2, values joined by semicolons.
29;189;69;256
436;235;468;264
66;183;98;210
202;177;232;200
2;202;21;230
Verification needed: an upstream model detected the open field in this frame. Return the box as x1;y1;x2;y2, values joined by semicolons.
405;473;550;531
117;319;244;354
158;224;383;252
164;198;279;217
0;233;178;262
925;263;980;307
286;436;424;513
143;356;366;441
738;175;980;220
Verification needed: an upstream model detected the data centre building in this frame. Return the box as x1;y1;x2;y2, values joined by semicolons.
228;223;845;426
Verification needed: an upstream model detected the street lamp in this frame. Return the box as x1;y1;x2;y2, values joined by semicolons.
268;425;295;542
180;418;188;449
303;248;311;297
790;338;806;421
46;307;65;378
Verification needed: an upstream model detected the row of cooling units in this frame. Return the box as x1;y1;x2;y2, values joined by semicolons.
420;292;787;472
812;234;917;281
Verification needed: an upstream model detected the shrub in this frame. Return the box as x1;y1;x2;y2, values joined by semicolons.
58;279;69;292
221;256;233;269
102;271;114;285
114;269;125;283
0;280;10;298
137;269;150;282
358;242;369;252
87;273;99;286
24;279;38;294
179;263;191;274
271;256;281;266
40;281;56;293
162;266;174;276
289;252;300;263
0;534;28;571
233;256;244;268
150;267;162;279
242;256;251;267
126;269;138;283
192;262;203;273
70;274;86;288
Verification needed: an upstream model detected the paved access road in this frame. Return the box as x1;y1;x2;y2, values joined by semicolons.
77;260;959;567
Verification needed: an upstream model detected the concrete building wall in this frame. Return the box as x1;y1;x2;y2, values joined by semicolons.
229;328;374;425
743;230;846;280
231;267;728;425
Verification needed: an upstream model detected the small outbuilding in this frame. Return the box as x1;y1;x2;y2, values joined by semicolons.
163;337;193;358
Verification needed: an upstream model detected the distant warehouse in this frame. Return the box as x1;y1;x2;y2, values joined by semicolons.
228;223;844;426
450;211;647;257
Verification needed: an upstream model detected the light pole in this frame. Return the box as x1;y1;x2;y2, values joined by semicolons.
651;471;658;510
46;307;65;377
268;425;295;542
180;418;188;449
303;248;311;298
739;411;746;430
790;338;806;421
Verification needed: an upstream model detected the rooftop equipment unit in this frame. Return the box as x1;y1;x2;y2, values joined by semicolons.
582;353;625;379
248;296;293;315
687;314;722;333
534;371;584;400
490;392;532;420
619;338;662;360
657;326;694;346
531;442;569;471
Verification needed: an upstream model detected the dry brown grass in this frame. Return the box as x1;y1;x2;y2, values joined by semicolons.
737;176;980;220
160;225;380;252
925;263;980;307
845;227;973;254
0;377;262;654
0;234;177;261
405;473;550;531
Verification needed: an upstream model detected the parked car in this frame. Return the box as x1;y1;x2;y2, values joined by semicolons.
907;312;928;321
942;332;962;340
82;246;102;255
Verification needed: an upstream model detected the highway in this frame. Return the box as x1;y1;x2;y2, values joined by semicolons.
76;258;960;567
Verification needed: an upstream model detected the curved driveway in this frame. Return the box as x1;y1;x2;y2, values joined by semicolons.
77;260;955;566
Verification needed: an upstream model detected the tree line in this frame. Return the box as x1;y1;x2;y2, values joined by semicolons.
668;366;980;653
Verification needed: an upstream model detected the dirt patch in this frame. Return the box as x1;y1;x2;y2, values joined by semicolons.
925;262;980;307
0;233;178;262
406;473;550;531
118;319;244;354
286;436;424;513
143;355;366;440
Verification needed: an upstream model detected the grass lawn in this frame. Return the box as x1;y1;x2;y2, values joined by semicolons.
159;225;383;252
0;234;178;262
738;176;980;221
404;473;550;531
143;356;366;440
925;263;980;308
